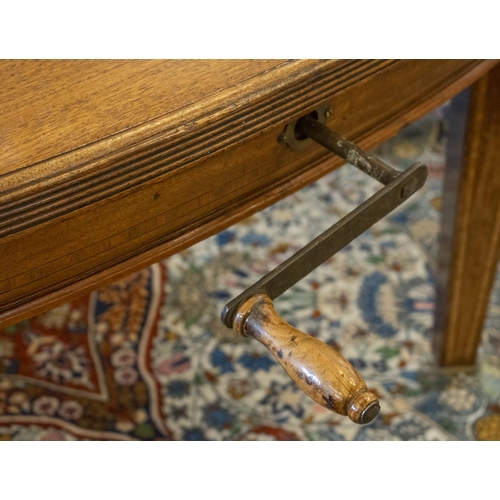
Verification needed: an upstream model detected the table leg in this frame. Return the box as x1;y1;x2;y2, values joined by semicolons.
433;63;500;367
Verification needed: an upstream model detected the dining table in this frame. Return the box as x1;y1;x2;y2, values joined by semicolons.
1;59;499;421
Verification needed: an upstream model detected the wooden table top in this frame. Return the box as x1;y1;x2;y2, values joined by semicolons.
0;59;497;328
1;60;284;176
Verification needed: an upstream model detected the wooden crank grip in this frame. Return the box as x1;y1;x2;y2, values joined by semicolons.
233;294;380;424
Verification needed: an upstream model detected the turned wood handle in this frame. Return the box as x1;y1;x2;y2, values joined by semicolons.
233;294;380;424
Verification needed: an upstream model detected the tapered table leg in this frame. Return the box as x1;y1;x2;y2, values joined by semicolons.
434;63;500;367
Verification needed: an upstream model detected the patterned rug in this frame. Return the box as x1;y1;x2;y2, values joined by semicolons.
1;106;500;440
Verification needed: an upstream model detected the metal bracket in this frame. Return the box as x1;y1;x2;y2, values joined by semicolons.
277;103;331;150
221;115;428;328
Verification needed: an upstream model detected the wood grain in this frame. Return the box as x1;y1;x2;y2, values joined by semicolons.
0;59;389;232
0;60;283;176
233;294;380;424
0;59;497;329
434;63;500;367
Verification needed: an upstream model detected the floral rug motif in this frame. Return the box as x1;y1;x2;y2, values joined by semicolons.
0;265;171;440
1;107;500;440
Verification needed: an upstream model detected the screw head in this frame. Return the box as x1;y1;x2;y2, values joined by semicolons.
325;108;333;118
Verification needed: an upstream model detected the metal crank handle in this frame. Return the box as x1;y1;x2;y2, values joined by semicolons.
233;294;380;424
222;112;428;424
